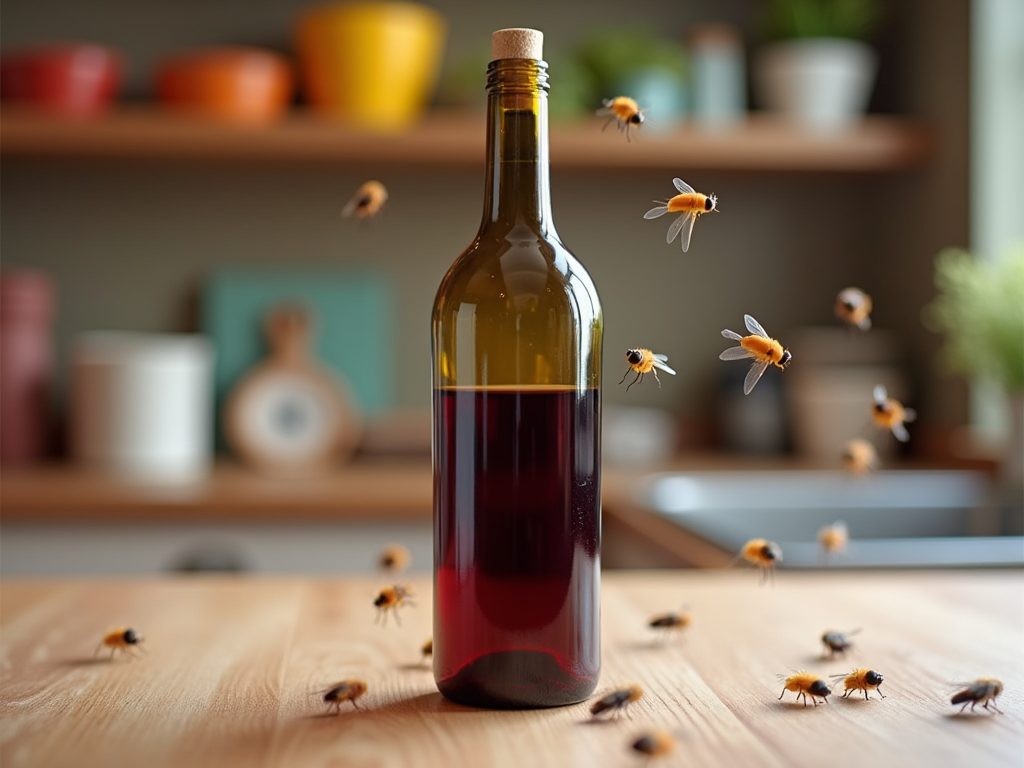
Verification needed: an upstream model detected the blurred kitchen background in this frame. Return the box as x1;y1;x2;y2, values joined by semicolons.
2;0;1021;576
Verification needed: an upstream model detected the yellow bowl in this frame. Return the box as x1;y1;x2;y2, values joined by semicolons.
295;1;447;131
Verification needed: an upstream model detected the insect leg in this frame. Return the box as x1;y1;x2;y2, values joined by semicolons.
625;371;642;392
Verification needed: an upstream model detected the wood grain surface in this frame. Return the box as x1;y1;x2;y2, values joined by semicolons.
2;570;1022;768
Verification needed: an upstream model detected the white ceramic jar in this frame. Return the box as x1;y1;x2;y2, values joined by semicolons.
70;332;214;480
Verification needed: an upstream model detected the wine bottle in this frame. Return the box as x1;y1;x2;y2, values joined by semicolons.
431;27;603;709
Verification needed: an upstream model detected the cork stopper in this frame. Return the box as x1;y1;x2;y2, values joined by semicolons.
492;28;543;61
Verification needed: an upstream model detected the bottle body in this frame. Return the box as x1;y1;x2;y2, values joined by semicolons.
431;55;602;708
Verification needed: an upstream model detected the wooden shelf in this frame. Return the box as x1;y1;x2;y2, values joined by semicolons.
0;460;434;523
0;105;933;172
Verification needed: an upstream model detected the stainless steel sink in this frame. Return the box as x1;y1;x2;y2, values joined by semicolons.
636;470;1024;568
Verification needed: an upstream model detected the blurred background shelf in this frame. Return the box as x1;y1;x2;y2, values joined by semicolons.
0;460;434;522
0;106;933;172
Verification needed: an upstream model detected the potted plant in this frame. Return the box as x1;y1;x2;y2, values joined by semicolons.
923;245;1024;487
754;0;880;131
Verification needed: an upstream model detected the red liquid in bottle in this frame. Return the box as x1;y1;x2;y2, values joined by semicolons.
433;385;601;708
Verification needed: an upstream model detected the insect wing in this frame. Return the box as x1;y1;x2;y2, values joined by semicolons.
720;346;755;361
903;407;917;423
721;329;743;341
666;211;693;246
891;423;910;443
341;195;359;218
652;357;676;375
677;211;698;252
873;385;887;405
644;204;669;220
744;314;769;339
743;360;770;395
672;177;695;194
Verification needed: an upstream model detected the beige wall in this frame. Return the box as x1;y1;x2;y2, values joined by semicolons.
0;0;971;448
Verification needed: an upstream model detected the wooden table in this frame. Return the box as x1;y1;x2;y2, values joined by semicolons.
2;571;1022;767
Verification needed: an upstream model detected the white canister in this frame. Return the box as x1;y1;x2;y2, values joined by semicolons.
71;332;214;480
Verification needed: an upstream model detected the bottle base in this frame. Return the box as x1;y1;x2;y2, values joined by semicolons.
435;649;598;709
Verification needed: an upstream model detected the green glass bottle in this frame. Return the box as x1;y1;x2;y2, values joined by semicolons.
431;28;603;709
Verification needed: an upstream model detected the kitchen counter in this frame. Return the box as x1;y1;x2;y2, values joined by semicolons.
2;570;1021;767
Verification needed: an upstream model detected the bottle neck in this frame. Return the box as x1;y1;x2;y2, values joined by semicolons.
479;58;553;236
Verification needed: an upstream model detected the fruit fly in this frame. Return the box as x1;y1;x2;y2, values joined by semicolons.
644;177;718;253
648;607;692;640
378;544;411;574
630;731;676;760
720;314;792;395
842;438;880;475
778;672;831;706
590;685;644;718
835;287;873;331
951;678;1004;714
818;521;849;559
832;668;885;701
620;348;676;391
736;539;783;585
871;385;916;442
821;629;860;659
341;180;388;220
597;96;645;141
321;679;368;713
374;584;413;626
95;627;145;660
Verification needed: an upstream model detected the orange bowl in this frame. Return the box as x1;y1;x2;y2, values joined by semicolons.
156;47;294;125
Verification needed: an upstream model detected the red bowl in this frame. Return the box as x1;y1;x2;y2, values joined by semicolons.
156;47;294;125
0;43;122;117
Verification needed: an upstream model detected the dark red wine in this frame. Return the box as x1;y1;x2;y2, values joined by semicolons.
433;385;601;708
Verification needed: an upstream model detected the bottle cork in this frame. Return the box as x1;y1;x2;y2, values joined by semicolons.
492;28;543;61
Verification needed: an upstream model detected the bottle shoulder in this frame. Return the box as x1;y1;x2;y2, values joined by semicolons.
437;229;599;303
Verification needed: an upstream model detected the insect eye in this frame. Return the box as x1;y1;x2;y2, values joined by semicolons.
705;198;714;211
631;113;643;124
866;671;883;685
626;350;642;364
780;350;792;366
810;680;831;696
124;629;139;644
761;545;776;561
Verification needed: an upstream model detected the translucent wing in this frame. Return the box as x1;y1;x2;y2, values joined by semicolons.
340;195;359;218
644;204;669;219
903;407;917;423
744;314;769;339
673;177;695;194
666;212;692;245
720;346;755;360
653;353;669;361
891;423;910;443
721;329;744;341
743;360;770;395
857;316;873;331
677;211;698;252
873;385;887;405
652;357;677;375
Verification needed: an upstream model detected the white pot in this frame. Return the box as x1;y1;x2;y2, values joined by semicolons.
755;38;878;131
71;332;215;481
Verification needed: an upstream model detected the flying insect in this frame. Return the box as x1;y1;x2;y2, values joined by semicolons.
720;315;792;395
597;96;645;141
620;348;676;391
643;177;718;252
